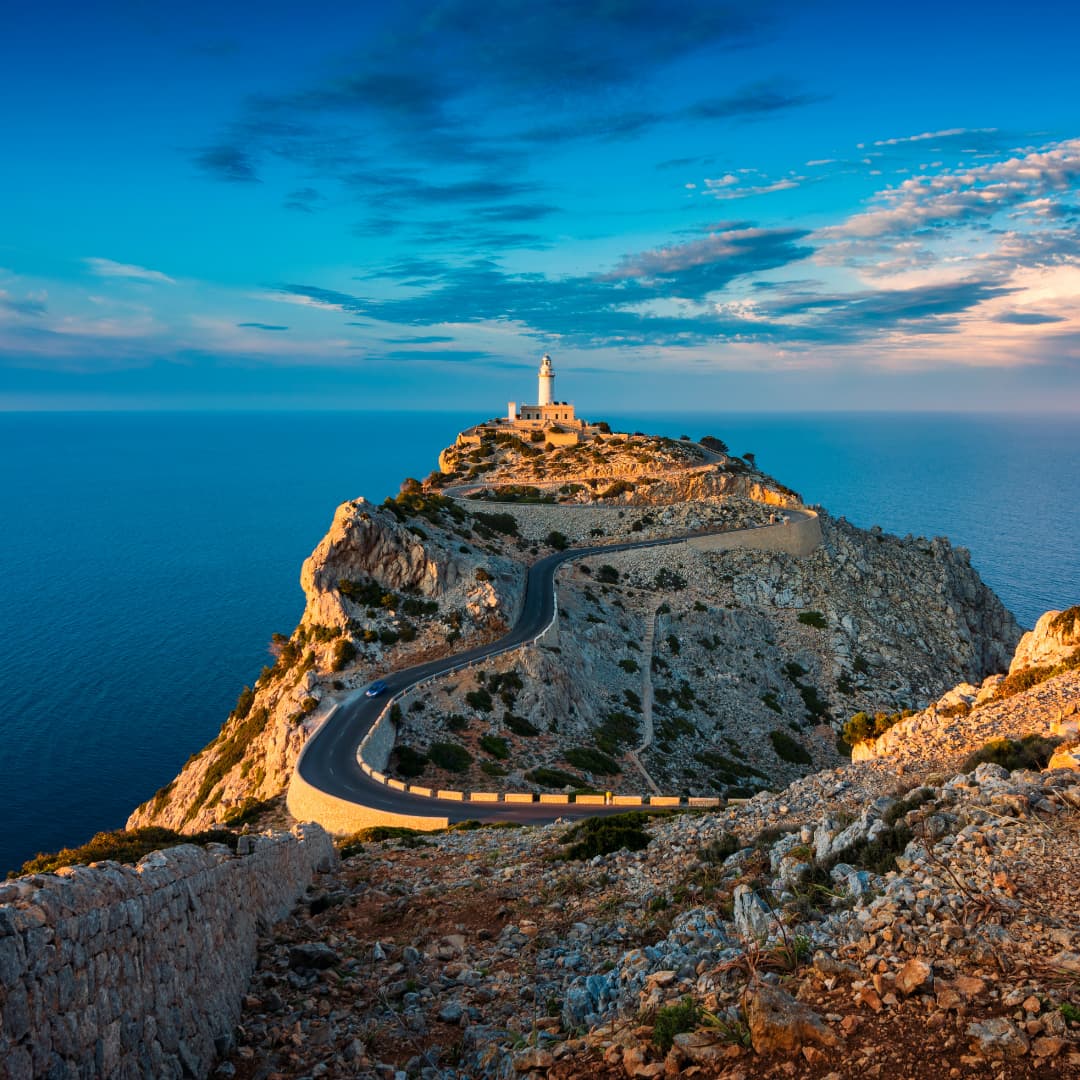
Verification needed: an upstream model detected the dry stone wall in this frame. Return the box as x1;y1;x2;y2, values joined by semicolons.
0;823;335;1080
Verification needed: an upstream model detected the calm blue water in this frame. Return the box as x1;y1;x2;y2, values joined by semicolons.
1;411;1076;873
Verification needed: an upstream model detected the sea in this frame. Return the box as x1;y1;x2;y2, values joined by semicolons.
1;411;1077;874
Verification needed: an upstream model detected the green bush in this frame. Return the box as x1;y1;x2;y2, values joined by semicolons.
479;735;509;759
992;646;1080;702
618;658;639;674
960;734;1061;774
466;687;494;712
797;610;827;629
472;511;519;536
653;997;699;1052
446;713;469;732
595;565;620;584
331;638;357;672
565;747;621;774
525;767;585;789
504;713;539;736
769;730;812;766
560;811;654;860
546;530;569;551
16;826;238;877
394;746;429;778
427;742;473;772
231;685;255;720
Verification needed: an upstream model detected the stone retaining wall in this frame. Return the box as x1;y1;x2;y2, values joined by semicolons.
686;509;821;558
0;823;335;1080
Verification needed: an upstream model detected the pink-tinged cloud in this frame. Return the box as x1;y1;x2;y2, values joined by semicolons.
816;138;1080;242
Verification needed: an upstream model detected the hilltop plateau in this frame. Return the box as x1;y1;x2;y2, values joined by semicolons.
127;424;1018;833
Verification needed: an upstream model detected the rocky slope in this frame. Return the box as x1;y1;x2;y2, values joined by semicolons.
218;623;1080;1080
128;425;1020;833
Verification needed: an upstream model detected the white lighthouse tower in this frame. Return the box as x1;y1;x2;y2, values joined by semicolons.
538;354;554;406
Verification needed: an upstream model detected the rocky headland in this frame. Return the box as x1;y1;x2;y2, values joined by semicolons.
7;422;1077;1080
127;427;1018;832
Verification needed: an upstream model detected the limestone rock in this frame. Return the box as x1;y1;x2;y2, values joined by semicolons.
895;958;933;997
745;981;838;1055
1009;607;1080;674
966;1017;1030;1060
732;885;772;942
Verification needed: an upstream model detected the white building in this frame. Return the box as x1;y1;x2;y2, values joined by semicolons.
508;354;577;424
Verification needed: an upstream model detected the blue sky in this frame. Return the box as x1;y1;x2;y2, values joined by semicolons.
2;1;1079;411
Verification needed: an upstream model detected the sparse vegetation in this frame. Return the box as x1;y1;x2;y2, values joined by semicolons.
960;734;1061;774
797;610;828;629
565;747;621;774
560;811;656;861
653;997;699;1052
427;742;473;773
769;729;813;766
16;827;239;877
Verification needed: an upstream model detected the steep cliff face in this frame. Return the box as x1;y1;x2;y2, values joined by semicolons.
127;495;525;833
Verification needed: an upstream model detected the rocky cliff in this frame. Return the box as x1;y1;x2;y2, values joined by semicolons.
128;425;1021;833
127;492;525;833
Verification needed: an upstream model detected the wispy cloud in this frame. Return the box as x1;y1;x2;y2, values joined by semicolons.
237;322;289;331
84;258;176;285
872;127;997;147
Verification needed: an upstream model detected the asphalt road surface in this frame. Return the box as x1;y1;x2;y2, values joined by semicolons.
295;515;803;825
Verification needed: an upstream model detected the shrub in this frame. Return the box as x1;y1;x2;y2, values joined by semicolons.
427;742;473;772
761;691;782;714
504;713;539;736
841;708;916;747
769;730;812;766
231;685;256;720
701;833;739;863
991;646;1080;702
546;530;569;551
474;567;491;582
797;610;827;629
479;735;509;759
394;746;428;778
560;811;654;860
655;568;687;591
331;639;357;671
960;734;1061;774
653;997;699;1052
299;697;319;714
525;767;584;789
480;761;507;777
618;658;639;674
472;511;519;536
17;827;238;877
466;687;494;712
565;747;621;774
595;565;620;584
446;713;469;732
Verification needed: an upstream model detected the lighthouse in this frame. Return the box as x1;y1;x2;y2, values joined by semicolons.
538;354;554;406
507;352;579;426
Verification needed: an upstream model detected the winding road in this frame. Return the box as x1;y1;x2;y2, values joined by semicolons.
291;507;817;829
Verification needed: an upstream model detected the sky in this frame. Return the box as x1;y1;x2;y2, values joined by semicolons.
2;0;1079;412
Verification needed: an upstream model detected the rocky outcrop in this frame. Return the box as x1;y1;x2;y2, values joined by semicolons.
128;497;524;834
1010;606;1080;674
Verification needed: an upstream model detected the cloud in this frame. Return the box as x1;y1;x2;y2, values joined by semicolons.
817;138;1080;243
872;127;997;147
237;322;290;331
193;143;261;182
84;258;175;284
992;311;1065;325
0;293;47;317
283;187;324;213
704;176;803;200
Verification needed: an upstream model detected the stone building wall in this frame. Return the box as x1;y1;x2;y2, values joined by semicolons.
0;823;335;1080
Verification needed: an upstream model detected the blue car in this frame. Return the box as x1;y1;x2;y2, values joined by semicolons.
365;680;388;698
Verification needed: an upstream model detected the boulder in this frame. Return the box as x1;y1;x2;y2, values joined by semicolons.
745;981;838;1055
